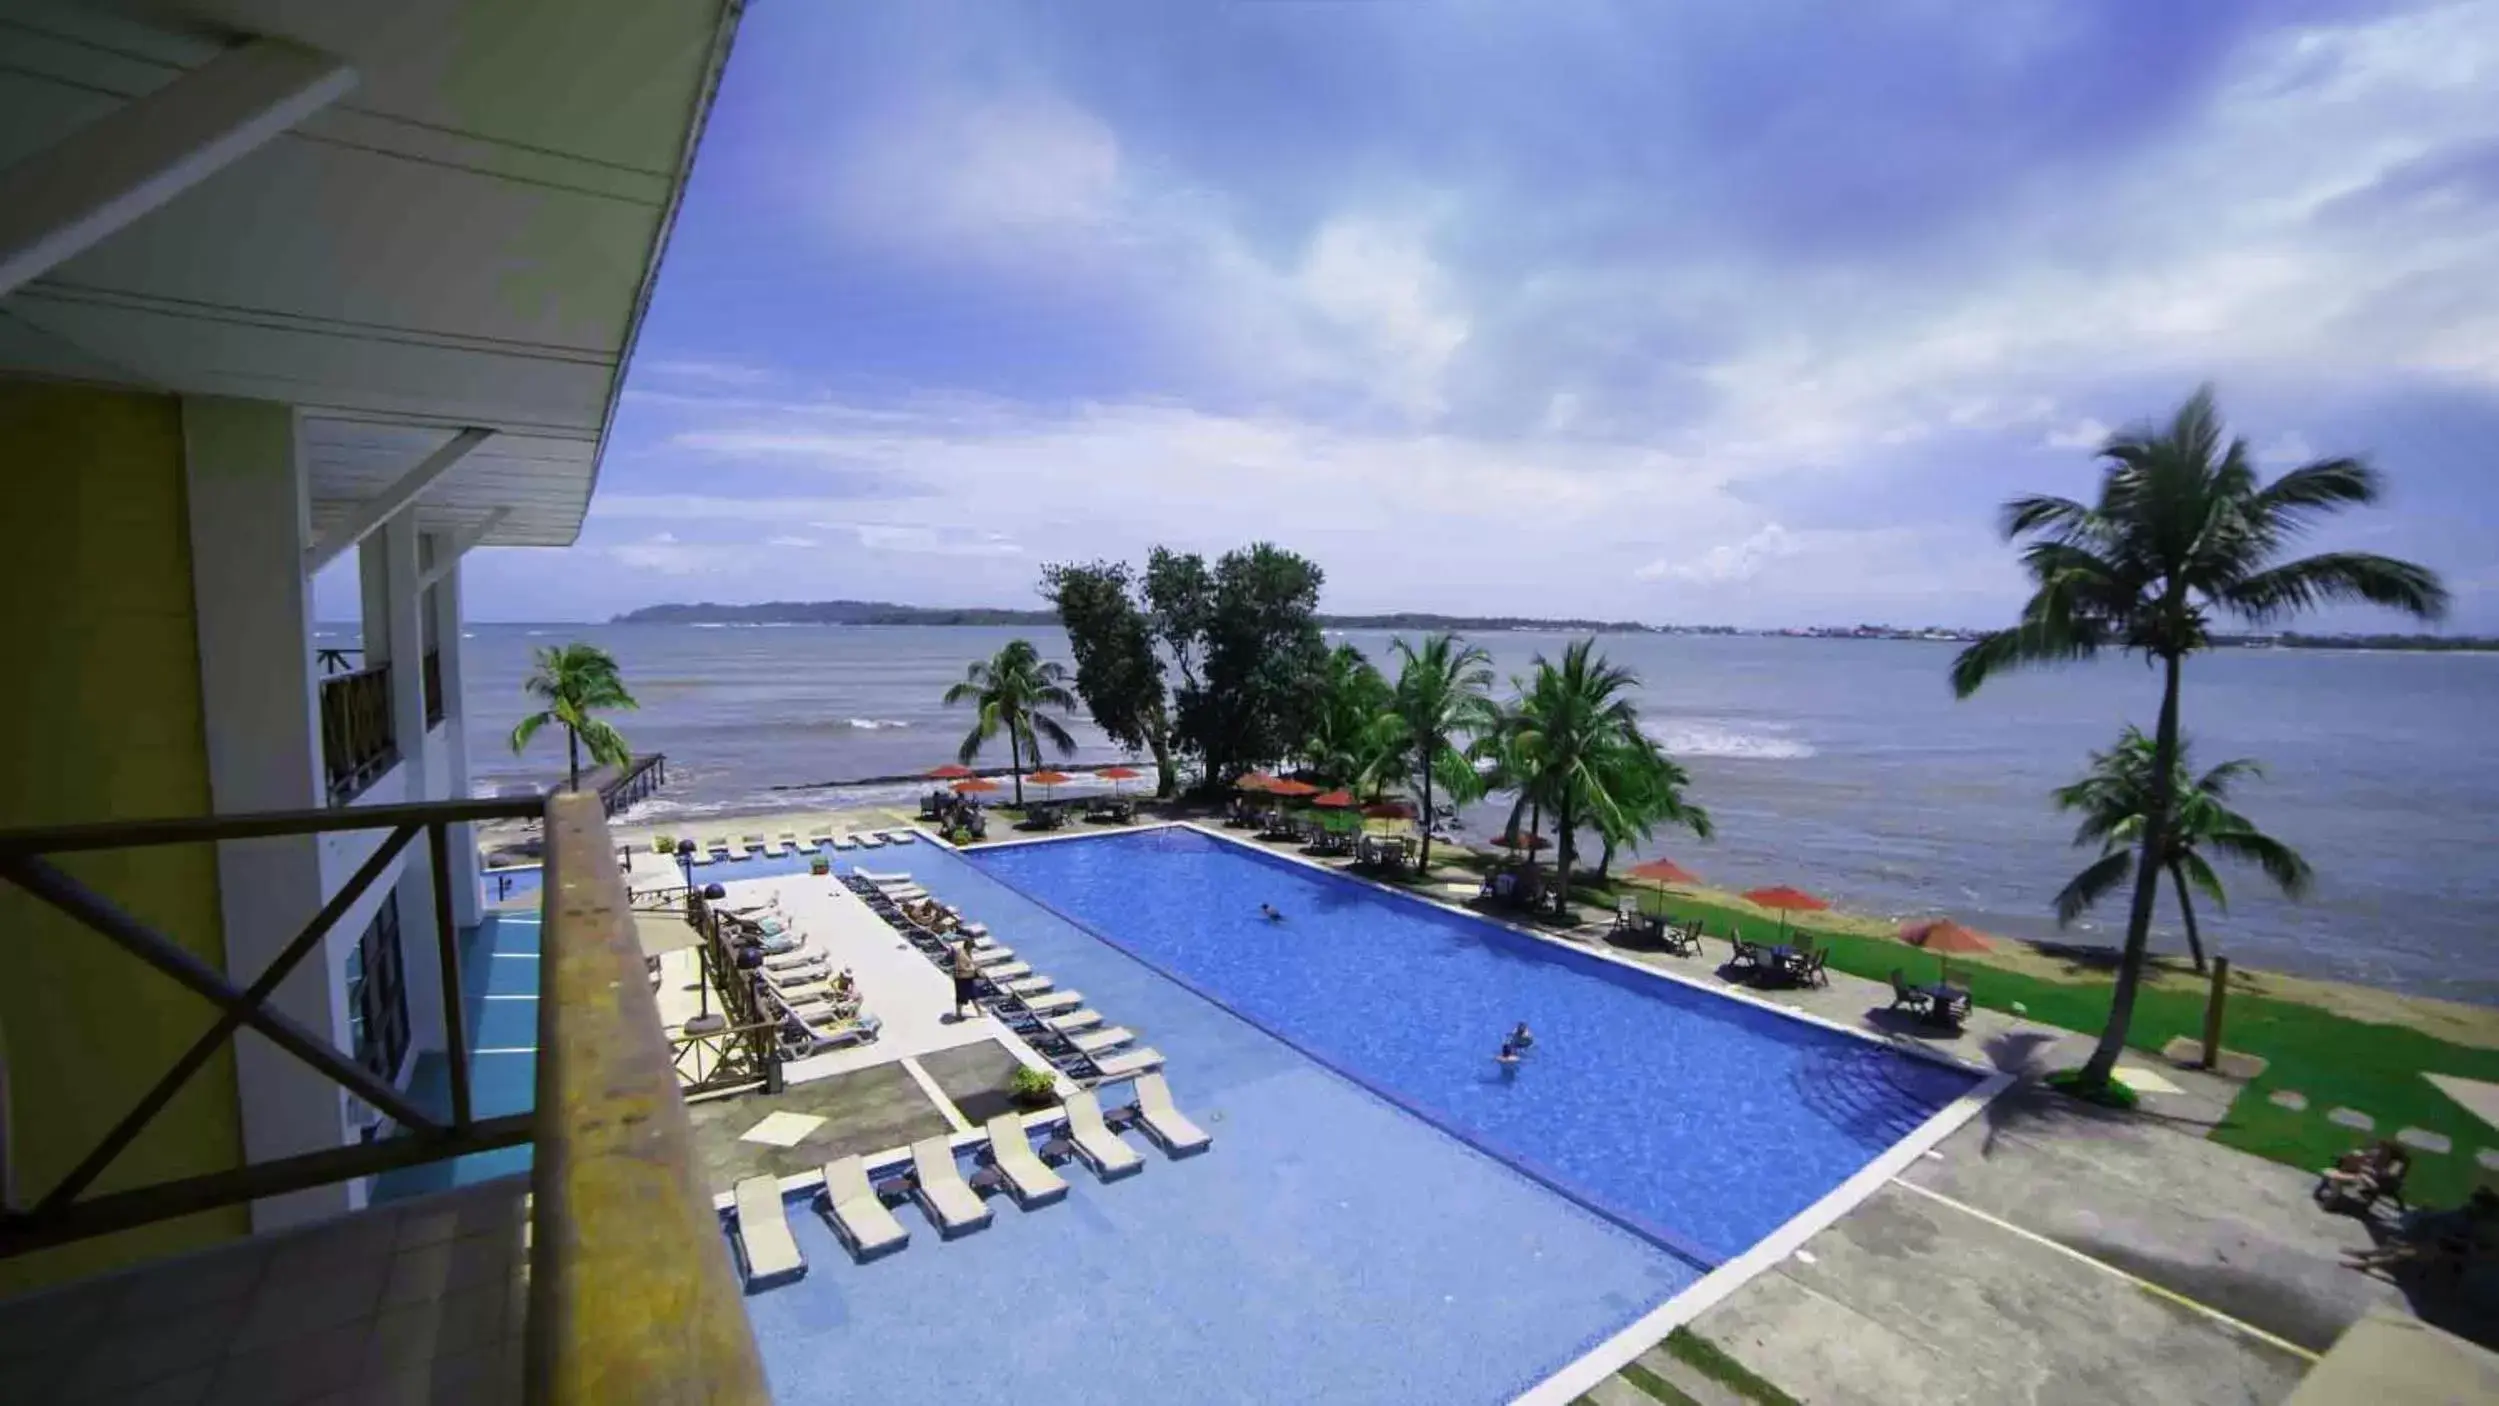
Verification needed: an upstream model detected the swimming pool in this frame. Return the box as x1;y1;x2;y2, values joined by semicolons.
969;826;1981;1266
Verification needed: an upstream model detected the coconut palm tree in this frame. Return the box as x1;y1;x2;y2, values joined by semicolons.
508;643;638;793
1589;735;1715;881
1953;387;2444;1093
1511;639;1650;914
1388;633;1497;871
1302;644;1399;792
2052;726;2312;975
943;639;1080;806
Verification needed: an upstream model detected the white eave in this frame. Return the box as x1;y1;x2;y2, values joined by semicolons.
0;0;745;548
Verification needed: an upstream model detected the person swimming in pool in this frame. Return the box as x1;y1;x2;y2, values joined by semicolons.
1508;1021;1535;1056
1260;902;1285;922
1495;1039;1523;1077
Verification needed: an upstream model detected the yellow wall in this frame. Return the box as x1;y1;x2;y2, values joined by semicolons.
0;377;245;1294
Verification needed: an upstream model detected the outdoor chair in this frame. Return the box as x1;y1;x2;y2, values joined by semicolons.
1661;921;1703;957
1611;895;1640;932
2317;1143;2410;1216
1726;938;1765;975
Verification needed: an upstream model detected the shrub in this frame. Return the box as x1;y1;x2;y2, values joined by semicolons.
1009;1065;1057;1105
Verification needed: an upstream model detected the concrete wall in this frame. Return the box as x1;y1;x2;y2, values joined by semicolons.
0;377;247;1294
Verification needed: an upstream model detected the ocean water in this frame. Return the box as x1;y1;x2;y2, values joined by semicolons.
419;622;2499;1005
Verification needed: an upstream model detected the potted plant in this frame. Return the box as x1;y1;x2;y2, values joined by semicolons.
654;834;677;855
1008;1065;1057;1110
809;853;831;876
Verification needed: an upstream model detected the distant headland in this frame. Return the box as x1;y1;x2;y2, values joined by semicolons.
611;599;1664;633
608;600;2499;650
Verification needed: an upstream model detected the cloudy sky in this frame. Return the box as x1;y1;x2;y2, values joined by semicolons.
450;0;2499;629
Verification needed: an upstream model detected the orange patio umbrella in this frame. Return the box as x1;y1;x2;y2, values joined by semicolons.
1026;769;1075;799
1625;857;1701;922
925;763;976;780
1900;918;1995;985
1094;765;1142;793
1492;831;1549;852
1362;800;1415;820
1236;771;1277;792
1742;885;1829;942
1311;789;1356;808
1266;779;1321;799
952;776;1002;795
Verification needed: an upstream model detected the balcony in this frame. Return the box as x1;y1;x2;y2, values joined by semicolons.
0;794;768;1402
320;664;397;806
423;648;445;731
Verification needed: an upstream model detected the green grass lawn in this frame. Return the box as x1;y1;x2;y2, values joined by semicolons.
1606;884;2499;1206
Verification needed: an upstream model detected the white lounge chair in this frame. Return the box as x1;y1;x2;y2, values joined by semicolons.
1089;1047;1164;1081
1046;1009;1102;1034
731;1176;806;1290
910;1136;992;1237
1068;1026;1133;1056
806;826;835;848
1019;990;1083;1014
881;885;929;903
817;1156;909;1261
703;835;732;859
762;947;826;973
779;829;804;853
1002;976;1054;996
881;829;919;845
859;869;911;884
853;832;886;849
830;834;857;851
970;941;1012;960
1063;1091;1143;1180
983;962;1033;982
739;834;766;856
689;846;716;867
983;1114;1068;1208
760;834;788;858
1131;1073;1211;1156
957;920;990;938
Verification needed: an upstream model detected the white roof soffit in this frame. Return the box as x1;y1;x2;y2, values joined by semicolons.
0;1;746;548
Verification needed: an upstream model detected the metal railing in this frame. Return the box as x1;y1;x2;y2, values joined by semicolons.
0;793;768;1402
318;663;397;805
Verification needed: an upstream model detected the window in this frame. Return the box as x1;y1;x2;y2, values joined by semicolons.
346;888;411;1087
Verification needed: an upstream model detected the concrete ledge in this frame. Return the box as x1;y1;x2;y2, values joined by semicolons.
527;792;770;1405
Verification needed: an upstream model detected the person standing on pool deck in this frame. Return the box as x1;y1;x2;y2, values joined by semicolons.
949;936;981;1019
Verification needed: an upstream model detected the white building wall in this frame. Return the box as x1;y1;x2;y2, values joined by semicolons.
182;396;360;1230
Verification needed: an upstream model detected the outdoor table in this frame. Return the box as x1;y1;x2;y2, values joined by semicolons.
1037;1134;1077;1165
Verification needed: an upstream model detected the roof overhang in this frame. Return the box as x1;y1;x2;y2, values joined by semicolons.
0;1;745;547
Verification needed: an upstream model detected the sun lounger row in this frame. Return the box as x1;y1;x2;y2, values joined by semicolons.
844;876;1165;1083
691;828;922;863
729;1079;1213;1288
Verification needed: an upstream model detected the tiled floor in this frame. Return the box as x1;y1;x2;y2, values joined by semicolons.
0;1177;529;1405
376;912;542;1201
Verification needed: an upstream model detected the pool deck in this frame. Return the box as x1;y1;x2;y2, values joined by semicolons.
1193;824;2437;1404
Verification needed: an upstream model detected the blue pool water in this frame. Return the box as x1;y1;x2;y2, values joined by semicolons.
744;838;1698;1406
970;827;1980;1265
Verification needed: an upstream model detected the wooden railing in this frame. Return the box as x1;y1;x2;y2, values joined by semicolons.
0;796;538;1254
0;794;769;1404
318;663;396;805
422;649;444;731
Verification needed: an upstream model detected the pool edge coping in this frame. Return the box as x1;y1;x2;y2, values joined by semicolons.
951;822;2020;1402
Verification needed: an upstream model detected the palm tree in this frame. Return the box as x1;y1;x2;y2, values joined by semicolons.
1589;735;1714;880
1953;387;2444;1093
2052;726;2312;975
1303;644;1399;792
943;639;1080;806
508;643;637;793
1388;633;1497;871
1511;639;1650;914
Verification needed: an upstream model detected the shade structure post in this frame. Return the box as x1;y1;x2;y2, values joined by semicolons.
2201;957;2231;1068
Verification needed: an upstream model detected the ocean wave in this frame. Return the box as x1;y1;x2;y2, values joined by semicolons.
1647;721;1816;761
846;718;911;731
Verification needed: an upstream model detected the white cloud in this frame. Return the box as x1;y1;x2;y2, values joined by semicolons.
1636;524;1801;585
608;532;713;576
2042;418;2111;451
765;535;820;548
851;523;1025;557
2256;431;2318;465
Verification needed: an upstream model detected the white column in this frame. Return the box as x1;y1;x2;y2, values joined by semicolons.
380;514;447;1056
181;396;353;1231
427;536;483;928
